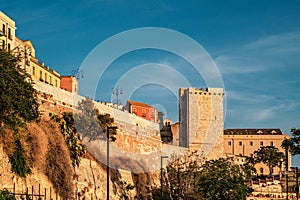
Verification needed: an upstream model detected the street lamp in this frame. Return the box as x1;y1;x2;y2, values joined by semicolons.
161;155;168;199
177;167;183;200
291;167;299;200
106;126;117;200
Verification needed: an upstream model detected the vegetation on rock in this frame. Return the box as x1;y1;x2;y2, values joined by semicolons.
49;112;86;167
0;49;40;177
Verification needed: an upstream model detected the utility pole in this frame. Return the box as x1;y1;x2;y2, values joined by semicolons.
113;86;122;108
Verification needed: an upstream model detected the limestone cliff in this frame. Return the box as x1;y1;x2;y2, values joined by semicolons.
0;116;160;199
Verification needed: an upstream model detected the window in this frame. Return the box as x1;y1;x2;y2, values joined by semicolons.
1;40;4;49
239;141;242;146
8;28;11;39
32;67;35;75
7;43;10;51
142;109;146;117
50;76;52;84
55;80;58;87
250;141;253;146
270;141;274;146
260;141;263;146
45;73;47;83
260;168;264;174
132;108;137;114
40;70;43;80
228;141;231;146
2;24;5;36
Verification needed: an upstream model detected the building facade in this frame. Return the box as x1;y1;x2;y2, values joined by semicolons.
60;76;78;94
224;129;291;175
0;11;16;52
125;100;158;123
179;87;224;159
14;38;61;88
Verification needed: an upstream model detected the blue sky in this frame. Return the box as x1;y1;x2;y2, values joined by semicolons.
1;1;300;163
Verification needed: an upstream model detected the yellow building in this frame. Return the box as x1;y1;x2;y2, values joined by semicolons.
0;11;16;51
14;38;61;88
1;11;61;88
224;129;291;175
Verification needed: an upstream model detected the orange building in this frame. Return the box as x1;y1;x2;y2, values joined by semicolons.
60;76;78;94
125;100;158;123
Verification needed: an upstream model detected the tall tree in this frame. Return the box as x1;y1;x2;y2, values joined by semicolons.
148;152;252;200
195;158;252;200
0;49;39;129
0;49;39;177
282;128;300;155
74;98;116;142
253;146;285;175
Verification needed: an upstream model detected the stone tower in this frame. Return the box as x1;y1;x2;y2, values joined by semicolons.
179;88;224;159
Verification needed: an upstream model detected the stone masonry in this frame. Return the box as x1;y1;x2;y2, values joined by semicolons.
179;88;224;160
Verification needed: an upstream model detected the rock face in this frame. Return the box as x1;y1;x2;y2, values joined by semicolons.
0;117;160;199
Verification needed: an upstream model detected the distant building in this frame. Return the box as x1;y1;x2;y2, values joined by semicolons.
60;76;78;94
0;11;16;51
125;100;158;123
160;118;180;145
179;87;224;159
224;128;291;175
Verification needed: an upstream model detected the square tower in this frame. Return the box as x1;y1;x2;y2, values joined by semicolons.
179;88;224;159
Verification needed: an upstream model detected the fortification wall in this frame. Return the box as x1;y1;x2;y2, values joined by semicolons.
34;81;159;137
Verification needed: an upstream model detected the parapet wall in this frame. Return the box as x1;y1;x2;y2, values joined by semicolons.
34;81;159;137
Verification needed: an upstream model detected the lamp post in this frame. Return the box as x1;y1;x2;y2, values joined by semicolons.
177;167;183;200
106;126;117;200
291;167;299;200
161;155;168;199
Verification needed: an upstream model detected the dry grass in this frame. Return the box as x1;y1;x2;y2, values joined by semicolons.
0;116;75;198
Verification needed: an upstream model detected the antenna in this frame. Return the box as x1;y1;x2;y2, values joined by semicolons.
72;68;84;80
112;86;123;108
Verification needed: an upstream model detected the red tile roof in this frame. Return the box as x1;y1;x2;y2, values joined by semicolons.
127;100;152;108
224;129;283;135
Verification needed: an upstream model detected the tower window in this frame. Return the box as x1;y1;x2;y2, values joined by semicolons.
228;141;231;146
239;141;242;146
270;141;274;146
32;67;35;75
250;141;253;146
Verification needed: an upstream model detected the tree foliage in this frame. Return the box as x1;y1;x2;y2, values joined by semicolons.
0;49;39;177
50;112;86;167
74;98;116;142
253;146;285;175
195;158;252;200
0;49;39;130
282;128;300;155
149;151;252;200
0;189;17;200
